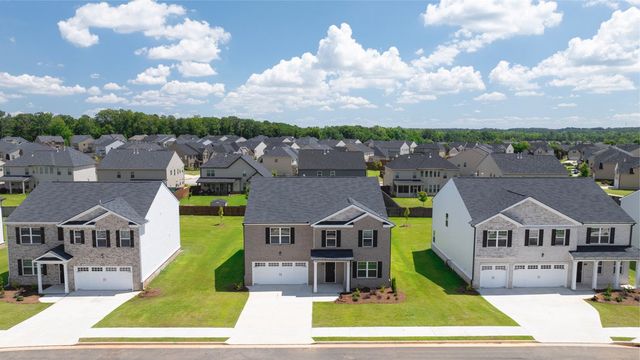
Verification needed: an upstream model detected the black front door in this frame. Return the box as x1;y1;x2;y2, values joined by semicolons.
59;264;65;284
576;262;582;283
325;262;336;283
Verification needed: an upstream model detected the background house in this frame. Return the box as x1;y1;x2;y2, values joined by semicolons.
70;135;94;153
197;153;271;195
476;153;567;177
297;149;366;177
383;153;459;197
97;149;185;188
261;146;298;176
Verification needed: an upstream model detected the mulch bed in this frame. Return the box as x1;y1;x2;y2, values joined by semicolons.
335;288;405;304
590;288;640;306
138;288;163;298
0;289;42;304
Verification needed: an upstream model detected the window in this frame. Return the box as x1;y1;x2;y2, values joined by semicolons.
21;259;37;276
269;227;291;244
254;262;266;267
329;170;336;176
553;229;566;246
589;228;611;244
67;168;72;175
120;267;131;272
206;169;216;177
119;230;131;247
117;171;121;179
527;229;540;246
514;265;525;270
73;230;83;243
20;227;42;244
295;262;306;267
105;267;117;272
540;265;552;270
613;262;622;274
362;230;374;247
487;230;508;247
527;265;538;270
91;267;103;272
130;171;135;179
554;265;565;270
495;265;506;270
96;230;108;247
57;169;61;175
268;262;279;267
317;171;323;177
357;261;378;278
481;265;493;271
77;267;89;272
282;262;293;267
445;213;449;227
325;230;337;247
597;261;602;274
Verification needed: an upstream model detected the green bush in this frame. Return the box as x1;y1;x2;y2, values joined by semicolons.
391;277;397;294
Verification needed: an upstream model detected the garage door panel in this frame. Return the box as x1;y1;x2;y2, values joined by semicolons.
252;261;308;285
513;263;567;288
74;266;133;291
479;264;507;288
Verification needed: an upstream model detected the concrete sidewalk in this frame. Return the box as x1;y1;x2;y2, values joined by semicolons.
312;326;529;338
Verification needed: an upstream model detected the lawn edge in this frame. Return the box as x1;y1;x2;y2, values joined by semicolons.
78;337;229;343
312;336;535;343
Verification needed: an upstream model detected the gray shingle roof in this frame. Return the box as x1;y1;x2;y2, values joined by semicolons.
245;177;388;224
386;153;458;170
298;149;366;170
98;149;179;170
202;153;272;177
7;181;163;223
450;177;635;225
5;148;95;167
36;135;65;143
488;153;566;175
263;146;298;160
70;135;93;144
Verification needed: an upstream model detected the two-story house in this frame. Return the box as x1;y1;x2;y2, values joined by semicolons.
97;149;185;188
1;148;97;193
476;153;567;177
5;181;180;293
35;135;65;149
94;134;126;156
448;147;491;176
197;153;272;195
383;153;459;197
433;177;638;290
261;146;298;176
244;177;394;293
614;158;640;190
297;149;366;177
70;135;95;153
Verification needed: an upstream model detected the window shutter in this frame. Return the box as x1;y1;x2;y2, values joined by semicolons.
551;229;556;245
610;228;615;244
321;230;327;248
524;229;530;246
564;229;570;246
130;230;135;247
69;230;74;244
265;227;270;244
81;231;85;244
352;261;357;279
106;230;111;247
586;228;592;244
290;228;295;244
92;230;97;247
58;227;64;241
116;231;121;247
17;259;22;276
507;230;513;247
377;261;382;278
41;264;47;276
373;230;378;247
15;227;20;245
482;230;488;247
538;229;544;246
40;227;45;244
358;230;363;247
336;230;341;247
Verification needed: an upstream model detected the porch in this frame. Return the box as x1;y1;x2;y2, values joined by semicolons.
392;179;422;197
311;249;353;293
570;246;640;290
33;245;73;294
0;175;31;194
196;177;238;195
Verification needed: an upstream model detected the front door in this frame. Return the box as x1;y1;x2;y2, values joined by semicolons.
325;262;336;283
576;262;582;283
59;264;65;284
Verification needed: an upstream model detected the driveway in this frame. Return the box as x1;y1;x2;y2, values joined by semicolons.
480;288;610;343
0;291;137;348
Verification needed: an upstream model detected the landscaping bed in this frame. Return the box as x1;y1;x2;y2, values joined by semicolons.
0;288;42;304
336;287;405;304
590;287;640;306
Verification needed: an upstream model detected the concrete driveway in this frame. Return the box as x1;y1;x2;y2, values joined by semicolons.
0;291;137;348
480;288;610;343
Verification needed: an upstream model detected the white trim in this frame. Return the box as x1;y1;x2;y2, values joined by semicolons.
475;213;522;227
500;197;582;225
312;204;393;227
59;204;144;226
346;212;394;227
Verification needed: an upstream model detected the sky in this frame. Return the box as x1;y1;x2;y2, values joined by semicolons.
0;0;638;129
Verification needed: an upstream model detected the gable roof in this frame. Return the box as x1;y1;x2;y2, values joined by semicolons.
5;148;95;168
245;177;388;224
262;146;298;160
202;153;272;177
70;135;93;144
298;149;365;170
451;177;634;225
487;153;566;175
36;135;64;143
7;181;164;223
386;153;458;170
97;149;179;170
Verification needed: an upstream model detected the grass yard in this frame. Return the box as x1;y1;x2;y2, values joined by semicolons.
95;216;248;328
179;194;247;206
185;169;200;176
0;193;28;207
313;336;534;342
367;170;381;178
0;246;51;330
79;337;228;343
313;217;516;327
603;188;635;197
392;197;432;208
589;301;640;327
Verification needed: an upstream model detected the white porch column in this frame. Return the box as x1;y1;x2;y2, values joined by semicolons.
8;181;12;194
571;260;578;290
345;261;350;292
635;261;640;289
63;262;69;294
613;260;621;289
21;181;25;194
36;262;43;294
591;260;598;290
313;261;318;293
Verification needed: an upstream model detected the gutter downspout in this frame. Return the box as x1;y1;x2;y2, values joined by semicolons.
471;225;477;287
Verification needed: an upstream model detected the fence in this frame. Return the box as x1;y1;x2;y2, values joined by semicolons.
385;206;432;217
179;205;246;216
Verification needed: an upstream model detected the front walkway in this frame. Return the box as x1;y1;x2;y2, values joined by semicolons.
0;291;137;348
480;288;611;343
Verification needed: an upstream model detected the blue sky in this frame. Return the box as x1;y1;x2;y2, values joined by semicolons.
0;0;638;129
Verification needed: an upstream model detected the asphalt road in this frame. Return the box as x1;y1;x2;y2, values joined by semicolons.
1;345;638;360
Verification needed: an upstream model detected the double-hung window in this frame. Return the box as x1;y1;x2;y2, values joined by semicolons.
73;230;83;243
119;230;131;247
206;169;215;177
325;230;337;247
552;229;566;246
329;170;336;176
96;230;108;247
362;230;374;247
527;229;540;246
589;228;610;244
357;261;378;278
317;171;323;177
21;259;37;276
20;227;42;244
270;227;291;244
487;230;508;247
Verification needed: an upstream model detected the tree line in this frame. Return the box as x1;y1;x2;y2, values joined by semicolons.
0;109;638;145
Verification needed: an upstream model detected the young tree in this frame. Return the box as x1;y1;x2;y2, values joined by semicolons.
403;207;410;225
579;162;590;177
218;206;224;225
417;191;429;207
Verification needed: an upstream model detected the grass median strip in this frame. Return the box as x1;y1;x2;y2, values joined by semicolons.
313;336;535;342
79;337;228;343
610;337;635;342
587;301;640;328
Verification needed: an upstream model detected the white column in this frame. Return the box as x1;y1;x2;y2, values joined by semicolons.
571;260;578;290
345;261;350;292
63;263;69;294
635;261;640;290
21;181;25;194
313;261;317;293
591;260;599;290
614;260;621;289
36;262;43;294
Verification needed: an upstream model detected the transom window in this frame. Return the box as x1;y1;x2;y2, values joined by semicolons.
20;227;43;244
21;259;37;276
362;230;374;247
96;230;108;247
553;229;566;246
527;230;540;246
589;228;611;244
357;261;378;278
597;261;602;274
119;230;131;247
325;230;338;247
270;227;291;244
487;230;508;247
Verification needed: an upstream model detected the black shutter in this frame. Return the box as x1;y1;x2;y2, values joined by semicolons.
373;230;378;247
321;230;327;248
15;227;20;244
17;259;22;275
41;264;47;276
358;230;363;247
290;228;295;244
40;227;45;244
116;231;121;247
130;230;135;247
336;230;341;247
564;229;570;246
507;230;513;247
69;230;74;244
92;230;97;247
482;230;488;247
265;227;270;244
610;227;615;244
81;231;85;244
106;230;111;247
538;229;544;246
524;229;530;246
586;228;592;244
377;261;382;278
352;261;357;279
58;227;64;241
551;229;556;246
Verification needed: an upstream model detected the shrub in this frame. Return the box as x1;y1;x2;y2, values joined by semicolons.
591;295;598;302
379;285;386;294
391;277;397;294
15;295;24;302
604;285;612;297
233;282;244;291
603;293;612;302
615;296;623;303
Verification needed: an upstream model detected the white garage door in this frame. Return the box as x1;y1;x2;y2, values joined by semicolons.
479;264;508;288
252;261;308;285
74;266;133;291
513;264;567;288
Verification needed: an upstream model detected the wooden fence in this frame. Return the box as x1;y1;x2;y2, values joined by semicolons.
179;206;246;216
385;206;432;217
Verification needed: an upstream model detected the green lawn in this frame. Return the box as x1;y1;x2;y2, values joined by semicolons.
95;216;248;327
392;197;432;208
179;194;247;206
313;336;534;342
603;188;635;197
0;246;51;330
313;218;517;327
185;169;200;176
367;170;381;178
589;301;640;327
0;193;27;207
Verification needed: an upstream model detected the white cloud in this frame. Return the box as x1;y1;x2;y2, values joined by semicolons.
161;80;224;97
515;90;544;96
489;60;539;91
103;82;127;91
556;102;577;108
129;64;172;85
412;45;460;69
474;91;506;101
85;93;127;104
176;61;217;77
90;73;100;79
400;66;485;104
87;86;101;95
0;72;86;96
